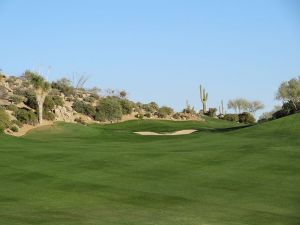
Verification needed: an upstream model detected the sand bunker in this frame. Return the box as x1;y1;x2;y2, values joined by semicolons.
134;129;197;136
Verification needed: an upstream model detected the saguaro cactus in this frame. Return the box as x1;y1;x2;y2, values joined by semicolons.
200;85;208;113
220;100;224;115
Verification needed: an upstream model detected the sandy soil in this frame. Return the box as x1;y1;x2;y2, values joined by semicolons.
134;129;198;136
5;120;54;137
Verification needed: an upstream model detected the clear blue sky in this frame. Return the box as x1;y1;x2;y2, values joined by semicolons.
1;0;300;115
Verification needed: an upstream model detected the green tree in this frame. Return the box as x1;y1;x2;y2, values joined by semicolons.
228;98;248;113
228;98;264;114
119;90;127;98
247;101;265;114
239;112;256;124
25;71;51;124
276;77;300;110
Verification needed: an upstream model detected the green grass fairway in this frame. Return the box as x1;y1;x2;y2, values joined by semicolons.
1;115;300;225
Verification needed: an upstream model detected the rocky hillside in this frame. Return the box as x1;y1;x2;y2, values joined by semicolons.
0;71;203;135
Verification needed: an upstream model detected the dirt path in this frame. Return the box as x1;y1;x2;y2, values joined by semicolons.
134;129;198;136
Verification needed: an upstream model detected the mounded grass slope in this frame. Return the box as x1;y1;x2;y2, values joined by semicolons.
0;115;300;225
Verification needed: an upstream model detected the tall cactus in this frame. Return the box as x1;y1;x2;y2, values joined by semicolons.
200;85;208;113
220;100;224;115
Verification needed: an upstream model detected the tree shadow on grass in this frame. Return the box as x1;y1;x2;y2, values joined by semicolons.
213;124;253;133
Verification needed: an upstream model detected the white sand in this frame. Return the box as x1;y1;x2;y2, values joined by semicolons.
134;129;197;136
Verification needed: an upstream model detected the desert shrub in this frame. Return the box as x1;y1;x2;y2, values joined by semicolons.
272;101;300;119
43;111;55;121
11;120;23;128
149;102;159;111
9;95;25;104
157;106;174;118
135;102;143;109
173;113;181;119
49;88;61;96
223;114;239;122
95;98;122;122
142;102;160;113
14;87;34;98
72;100;96;118
144;113;151;118
15;109;38;125
10;126;19;132
24;94;38;109
142;104;153;113
0;108;10;132
239;112;256;124
205;108;217;117
51;95;64;106
0;86;9;99
43;96;55;111
83;96;96;103
183;106;197;115
6;104;18;113
51;78;74;97
119;99;134;115
135;114;144;119
258;112;273;123
72;100;86;114
74;117;87;125
6;76;17;85
89;93;100;100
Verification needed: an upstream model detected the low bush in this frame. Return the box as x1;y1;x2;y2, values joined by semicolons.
89;93;100;100
11;120;23;128
144;113;151;118
43;96;55;111
83;96;96;103
0;108;10;132
142;102;159;113
51;95;64;107
239;112;256;124
0;86;9;99
9;95;25;104
51;78;74;97
72;100;96;119
74;117;87;125
6;104;18;113
223;114;239;122
95;98;122;122
135;114;144;119
10;126;19;132
25;94;38;109
15;109;38;125
272;101;300;119
119;99;134;115
43;111;55;121
172;113;181;119
157;106;174;118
